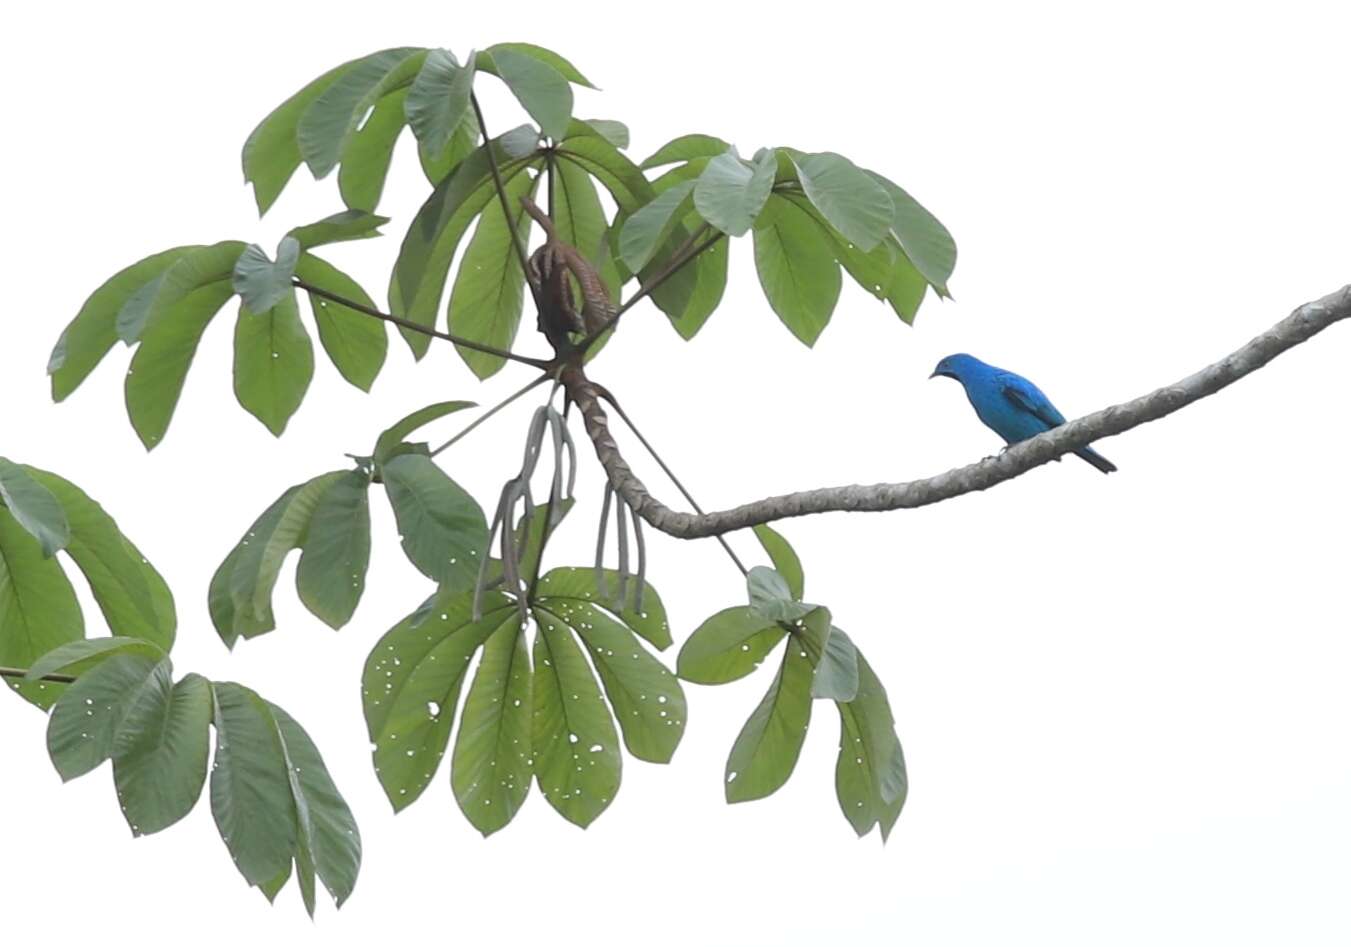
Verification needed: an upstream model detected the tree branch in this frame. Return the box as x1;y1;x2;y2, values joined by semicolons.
293;277;551;369
564;284;1351;539
472;93;543;314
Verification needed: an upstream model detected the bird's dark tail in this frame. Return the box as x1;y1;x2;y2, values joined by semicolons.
1074;446;1117;474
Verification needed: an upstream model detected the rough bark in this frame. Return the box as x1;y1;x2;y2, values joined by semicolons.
563;284;1351;539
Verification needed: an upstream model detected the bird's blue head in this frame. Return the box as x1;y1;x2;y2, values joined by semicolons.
929;353;987;382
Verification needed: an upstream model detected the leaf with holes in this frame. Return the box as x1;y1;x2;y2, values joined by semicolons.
678;606;785;685
724;640;815;803
232;293;314;436
364;589;512;811
532;611;621;827
834;650;907;839
451;607;532;835
533;593;685;763
45;652;169;781
113;671;211;836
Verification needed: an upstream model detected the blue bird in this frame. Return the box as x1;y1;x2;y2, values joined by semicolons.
930;353;1117;474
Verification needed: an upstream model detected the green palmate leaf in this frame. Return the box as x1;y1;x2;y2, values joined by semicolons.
579;118;628;149
418;113;479;184
479;43;596;89
232;237;301;314
113;671;211;836
753;524;804;602
694;151;775;237
48;247;198;400
447;169;539;378
747;566;810;622
373;400;476;462
337;86;409;212
209;682;297;887
835;652;908;839
534;567;671;650
451;607;532;835
725;642;815;803
243;60;356;214
209;472;343;648
555;135;654;214
641;133;732;170
389;131;540;359
664;229;727;340
293;253;387;392
125;241;247;449
550;156;608;265
785;191;929;325
534;598;685;763
297;47;425;179
0;508;84;708
532;611;621;828
380;453;487;588
791;152;894;252
481;48;572;142
406;49;475;158
259;862;292;906
25;468;175;649
232;293;314;437
678;606;784;685
752;195;841;346
865;171;957;296
0;458;69;557
288;210;389;250
267;702;362;909
364;590;511;811
24;636;165;682
296;470;372;629
619;180;696;272
812;621;860;702
45;652;167;781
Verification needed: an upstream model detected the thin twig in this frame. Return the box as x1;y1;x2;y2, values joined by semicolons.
430;373;552;457
0;667;76;684
294;278;550;369
472;93;543;314
598;388;749;575
578;228;724;353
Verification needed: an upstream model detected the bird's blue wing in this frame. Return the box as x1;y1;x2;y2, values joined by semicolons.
999;373;1067;429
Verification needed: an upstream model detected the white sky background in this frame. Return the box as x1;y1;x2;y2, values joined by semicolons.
3;2;1350;943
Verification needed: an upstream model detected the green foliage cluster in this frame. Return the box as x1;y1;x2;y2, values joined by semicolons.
8;41;957;914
